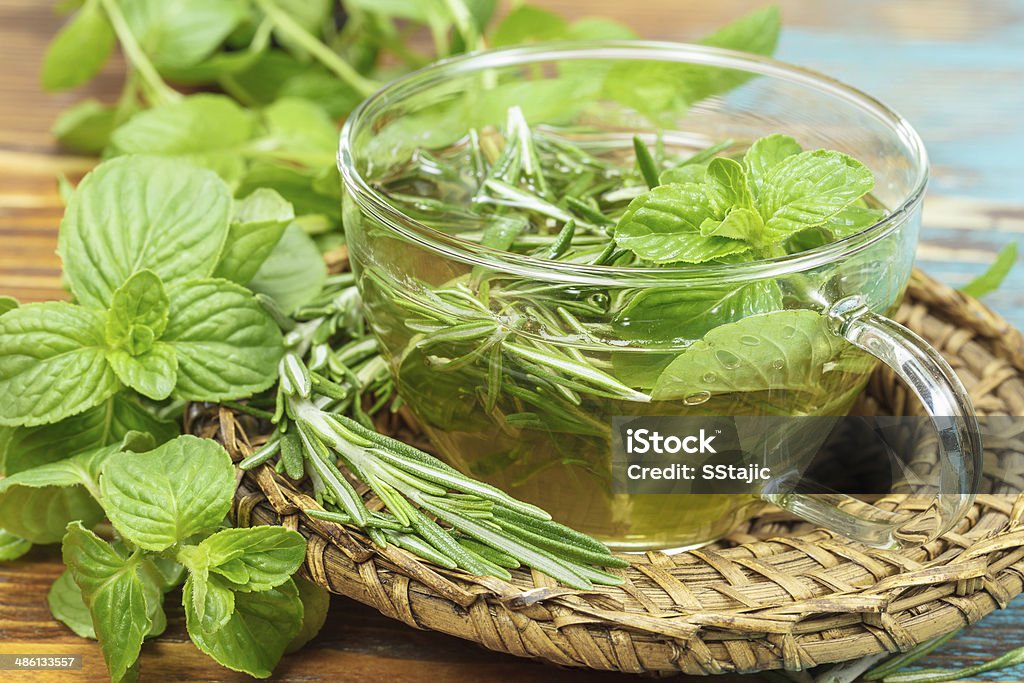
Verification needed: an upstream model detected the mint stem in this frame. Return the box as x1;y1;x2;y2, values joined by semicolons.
97;0;180;107
254;0;380;97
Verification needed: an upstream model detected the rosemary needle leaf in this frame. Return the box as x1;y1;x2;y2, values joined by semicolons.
389;531;460;570
407;507;493;576
333;415;554;520
418;319;500;345
633;135;661;189
297;424;369;526
457;537;522;569
491;505;615;556
369;447;551;520
304;508;353;525
238;431;283;470
493;517;627;568
568;564;625;587
279;430;305;480
546;219;576;260
420;497;593;590
504;342;651;402
458;544;514;580
880;642;1024;683
565;196;614;226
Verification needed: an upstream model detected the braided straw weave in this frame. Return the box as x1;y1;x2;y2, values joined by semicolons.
188;269;1024;676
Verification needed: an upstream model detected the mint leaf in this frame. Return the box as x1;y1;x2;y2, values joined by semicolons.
106;344;178;400
144;554;188;589
659;163;707;186
58;156;232;309
602;6;780;122
121;0;248;69
652;310;845;400
185;579;304;678
238;161;341;222
0;529;32;561
700;5;780;57
1;395;178;476
62;522;150;682
613;183;750;263
105;270;170;355
0;302;118;427
491;5;568;46
343;0;440;22
0;296;18;316
699;207;764;241
615;281;783;342
247;223;328;314
0;483;102;544
200;526;306;592
163;279;284;401
821;203;885;238
184;572;235;633
961;242;1018;298
758;150;875;240
137;556;171;638
48;570;97;639
704;158;754;213
258;97;338;166
0;442;124;543
51;99;118;154
214;189;295;284
40;0;115;91
743;133;802;197
0;442;117;493
100;435;235;551
565;17;637;40
108;95;255;180
286;577;329;653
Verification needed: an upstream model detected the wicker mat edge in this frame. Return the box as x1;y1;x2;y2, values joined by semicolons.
191;269;1024;676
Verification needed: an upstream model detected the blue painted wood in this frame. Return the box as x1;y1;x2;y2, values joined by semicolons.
887;598;1024;681
776;11;1024;330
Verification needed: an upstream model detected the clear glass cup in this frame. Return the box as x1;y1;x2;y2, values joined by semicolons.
338;42;981;552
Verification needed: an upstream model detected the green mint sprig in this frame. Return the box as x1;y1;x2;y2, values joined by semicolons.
0;432;320;681
613;134;880;264
0;157;285;427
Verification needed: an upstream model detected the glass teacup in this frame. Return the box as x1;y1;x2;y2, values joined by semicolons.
338;43;981;551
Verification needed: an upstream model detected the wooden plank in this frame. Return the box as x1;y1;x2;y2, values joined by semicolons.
1;546;746;683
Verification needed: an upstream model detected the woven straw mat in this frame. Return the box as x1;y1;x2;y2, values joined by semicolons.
189;269;1024;676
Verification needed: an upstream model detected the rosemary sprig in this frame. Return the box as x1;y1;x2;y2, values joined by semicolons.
242;288;627;588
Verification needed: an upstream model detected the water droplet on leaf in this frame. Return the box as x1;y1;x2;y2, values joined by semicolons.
739;335;761;346
683;391;711;405
714;349;741;369
702;372;717;383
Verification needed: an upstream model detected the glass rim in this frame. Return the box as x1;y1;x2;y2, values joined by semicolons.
338;41;929;287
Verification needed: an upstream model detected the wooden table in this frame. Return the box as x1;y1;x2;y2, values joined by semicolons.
2;1;1023;680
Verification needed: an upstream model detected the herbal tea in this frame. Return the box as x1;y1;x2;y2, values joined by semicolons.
356;107;890;550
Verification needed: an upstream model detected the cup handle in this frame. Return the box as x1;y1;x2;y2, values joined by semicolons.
765;295;983;548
